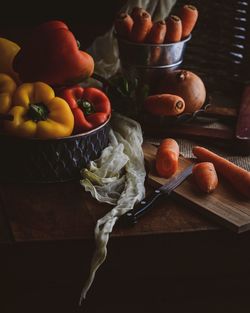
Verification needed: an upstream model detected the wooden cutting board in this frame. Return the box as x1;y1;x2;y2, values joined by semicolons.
143;142;250;233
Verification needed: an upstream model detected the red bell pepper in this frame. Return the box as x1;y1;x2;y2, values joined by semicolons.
13;20;94;86
58;86;111;133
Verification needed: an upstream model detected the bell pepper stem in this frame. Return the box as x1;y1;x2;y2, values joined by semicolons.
27;103;49;122
77;100;94;115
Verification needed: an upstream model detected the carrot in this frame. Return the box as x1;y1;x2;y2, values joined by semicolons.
179;4;198;38
193;146;250;198
114;13;134;39
147;20;167;44
165;15;182;43
147;21;167;65
144;94;185;116
192;162;218;193
156;138;179;178
129;10;152;43
130;7;144;21
149;46;162;65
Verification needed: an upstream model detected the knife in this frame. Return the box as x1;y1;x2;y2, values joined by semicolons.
119;164;193;226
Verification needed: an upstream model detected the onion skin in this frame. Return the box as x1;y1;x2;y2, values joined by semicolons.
158;70;206;113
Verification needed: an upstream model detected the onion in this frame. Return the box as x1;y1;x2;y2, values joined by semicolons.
158;70;206;113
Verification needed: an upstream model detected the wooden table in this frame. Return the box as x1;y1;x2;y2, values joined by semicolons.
1;180;250;313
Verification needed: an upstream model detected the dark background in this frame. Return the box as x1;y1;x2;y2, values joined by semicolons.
0;0;126;48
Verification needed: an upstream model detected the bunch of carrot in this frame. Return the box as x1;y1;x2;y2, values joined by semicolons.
155;138;250;199
114;4;198;44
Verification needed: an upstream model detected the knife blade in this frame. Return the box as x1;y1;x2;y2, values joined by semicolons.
119;164;193;226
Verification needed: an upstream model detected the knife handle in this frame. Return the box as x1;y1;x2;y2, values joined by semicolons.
119;190;162;225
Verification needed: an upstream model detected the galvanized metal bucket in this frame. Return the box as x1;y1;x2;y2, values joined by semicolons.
117;34;191;68
115;34;192;115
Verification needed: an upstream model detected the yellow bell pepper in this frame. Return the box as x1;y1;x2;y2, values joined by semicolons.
4;82;74;139
0;38;20;83
0;73;17;114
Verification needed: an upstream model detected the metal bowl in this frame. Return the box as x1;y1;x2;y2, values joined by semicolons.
116;34;191;68
0;117;110;183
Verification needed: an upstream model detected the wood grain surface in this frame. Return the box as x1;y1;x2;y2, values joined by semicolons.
143;142;250;233
0;180;216;243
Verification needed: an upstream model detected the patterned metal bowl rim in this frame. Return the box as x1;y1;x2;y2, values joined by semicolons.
0;115;111;143
115;33;192;47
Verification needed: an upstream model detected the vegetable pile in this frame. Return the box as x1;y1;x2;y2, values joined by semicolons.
156;69;206;114
193;146;250;198
155;138;250;199
0;21;111;139
113;4;206;118
115;4;198;44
